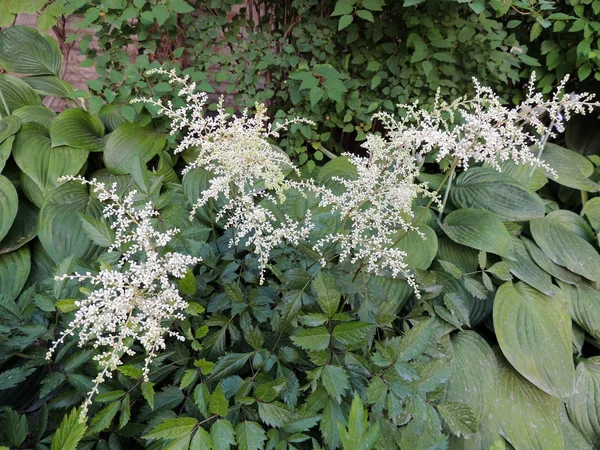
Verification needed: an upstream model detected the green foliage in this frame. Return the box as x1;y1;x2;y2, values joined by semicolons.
1;18;600;450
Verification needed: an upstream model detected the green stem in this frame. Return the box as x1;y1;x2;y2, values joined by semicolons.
529;118;555;178
582;190;589;207
438;170;455;221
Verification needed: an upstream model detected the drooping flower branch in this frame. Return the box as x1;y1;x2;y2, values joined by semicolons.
47;177;199;417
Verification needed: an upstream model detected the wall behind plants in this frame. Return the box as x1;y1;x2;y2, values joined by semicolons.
6;0;600;167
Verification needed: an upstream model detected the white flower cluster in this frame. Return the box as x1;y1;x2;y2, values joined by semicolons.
373;73;597;171
135;68;315;281
47;177;199;417
314;135;436;292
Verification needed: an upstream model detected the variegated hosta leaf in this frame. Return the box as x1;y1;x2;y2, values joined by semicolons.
494;282;574;400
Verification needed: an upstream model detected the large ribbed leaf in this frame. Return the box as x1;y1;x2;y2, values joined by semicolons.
50;109;105;152
530;213;600;282
445;331;497;421
522;236;582;285
566;114;600;157
451;167;544;221
24;76;74;99
487;159;548;192
0;74;41;115
494;282;574;400
393;224;437;270
0;26;61;75
20;172;44;208
559;405;593;450
12;105;56;128
437;237;479;273
0;245;31;301
582;197;600;233
0;135;13;173
443;208;513;259
0;198;38;255
541;143;600;191
316;156;358;194
0;116;21;143
104;123;166;174
495;352;563;450
38;182;103;263
0;174;17;242
505;238;555;295
12;123;88;194
559;281;600;342
567;358;600;448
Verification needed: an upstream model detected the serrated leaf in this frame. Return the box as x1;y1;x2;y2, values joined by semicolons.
313;271;340;317
0;366;35;390
211;419;236;450
494;282;574;400
437;403;478;438
142;381;155;410
209;383;229;417
236;421;267;450
332;321;373;349
88;401;120;434
51;408;86;450
143;417;198;441
337;395;380;450
321;365;350;403
258;401;291;428
291;326;331;351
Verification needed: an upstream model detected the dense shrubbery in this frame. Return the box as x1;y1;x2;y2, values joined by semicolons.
1;2;600;448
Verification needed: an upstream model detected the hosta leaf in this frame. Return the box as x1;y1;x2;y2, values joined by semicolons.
12;105;56;128
559;281;600;341
530;212;600;282
559;404;593;450
0;174;18;242
143;417;198;441
0;197;37;255
0;115;21;144
566;114;600;157
505;238;555;295
567;358;600;448
451;167;544;221
25;75;74;98
393;224;438;270
583;198;600;232
494;282;574;400
437;237;479;273
0;26;61;75
321;365;350;403
0;74;41;115
0;134;13;173
51;409;86;450
0;245;31;301
495;352;562;450
443;208;513;259
50;108;105;152
211;419;236;450
444;331;498;422
38;182;103;263
104;123;166;174
12;123;88;194
541;143;600;191
522;236;582;285
236;421;267;450
316;156;358;194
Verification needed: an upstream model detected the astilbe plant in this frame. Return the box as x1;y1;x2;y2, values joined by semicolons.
46;178;199;417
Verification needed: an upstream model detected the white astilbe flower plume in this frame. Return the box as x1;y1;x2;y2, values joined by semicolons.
133;68;315;281
314;136;437;293
47;177;199;418
374;73;598;172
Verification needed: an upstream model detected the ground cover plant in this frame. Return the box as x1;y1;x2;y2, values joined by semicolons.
2;13;600;450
